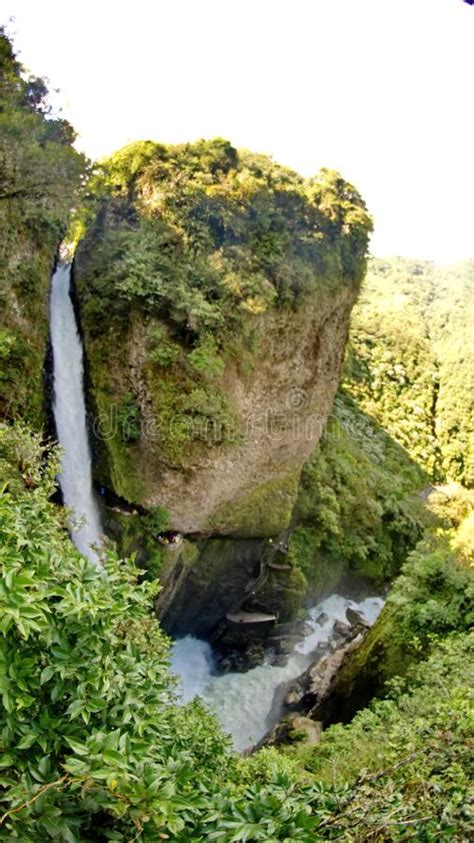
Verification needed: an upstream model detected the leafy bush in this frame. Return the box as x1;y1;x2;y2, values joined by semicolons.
147;324;181;367
142;504;171;535
0;425;233;839
188;333;225;378
389;487;474;647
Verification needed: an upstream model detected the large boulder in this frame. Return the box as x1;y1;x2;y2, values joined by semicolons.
74;140;371;537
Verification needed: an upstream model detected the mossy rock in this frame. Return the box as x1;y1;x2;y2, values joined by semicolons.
314;603;414;726
206;472;300;537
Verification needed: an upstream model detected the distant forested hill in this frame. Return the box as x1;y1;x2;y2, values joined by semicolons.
345;257;474;486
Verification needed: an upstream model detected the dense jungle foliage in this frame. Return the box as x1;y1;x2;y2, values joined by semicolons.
75;138;372;341
0;422;472;841
0;28;86;425
346;257;474;487
0;28;472;843
288;390;427;594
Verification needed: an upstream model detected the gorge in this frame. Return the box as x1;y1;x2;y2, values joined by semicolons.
171;593;384;750
1;25;473;840
48;255;386;751
47;174;384;753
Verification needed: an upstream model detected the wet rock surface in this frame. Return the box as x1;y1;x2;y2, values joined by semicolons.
255;609;373;749
213;618;314;673
346;606;370;628
216;642;266;674
282;635;363;716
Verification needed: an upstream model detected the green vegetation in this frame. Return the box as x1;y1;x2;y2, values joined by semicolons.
1;28;472;841
0;29;86;426
188;333;225;378
116;392;141;443
82;310;240;482
1;422;472;840
76;139;372;341
208;472;301;537
346;257;474;486
74;137;372;482
0;424;233;839
288;392;427;594
147;324;181;368
293;630;473;841
315;484;474;718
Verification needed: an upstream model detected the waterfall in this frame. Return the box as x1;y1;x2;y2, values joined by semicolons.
50;263;103;565
171;593;384;751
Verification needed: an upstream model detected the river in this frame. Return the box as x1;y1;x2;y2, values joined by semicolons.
171;593;384;750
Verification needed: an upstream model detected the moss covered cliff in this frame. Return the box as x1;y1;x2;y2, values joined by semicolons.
310;484;474;724
75;139;372;535
0;29;85;427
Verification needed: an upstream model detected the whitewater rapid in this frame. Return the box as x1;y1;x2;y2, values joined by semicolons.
50;263;103;564
171;593;383;751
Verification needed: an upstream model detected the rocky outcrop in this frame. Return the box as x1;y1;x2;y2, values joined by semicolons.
74;141;372;638
283;633;364;720
253;714;322;751
308;602;413;726
156;533;306;639
74;141;371;539
255;609;374;748
74;275;358;537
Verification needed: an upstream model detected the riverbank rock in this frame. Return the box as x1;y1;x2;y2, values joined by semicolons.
215;642;265;674
316;611;329;626
252;714;323;751
346;606;370;628
281;635;361;717
257;609;375;747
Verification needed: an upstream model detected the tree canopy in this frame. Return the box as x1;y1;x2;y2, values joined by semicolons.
75;139;372;340
345;257;474;487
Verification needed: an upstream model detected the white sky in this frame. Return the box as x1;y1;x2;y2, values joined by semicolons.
1;0;473;263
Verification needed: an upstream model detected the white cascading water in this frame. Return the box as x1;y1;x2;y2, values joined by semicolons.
50;263;103;565
171;593;384;751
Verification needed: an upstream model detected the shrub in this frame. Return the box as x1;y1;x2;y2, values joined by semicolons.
0;425;232;840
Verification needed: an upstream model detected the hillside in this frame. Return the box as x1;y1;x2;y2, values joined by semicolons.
346;257;474;486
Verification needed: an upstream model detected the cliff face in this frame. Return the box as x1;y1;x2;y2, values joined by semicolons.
74;139;371;537
74;274;357;535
